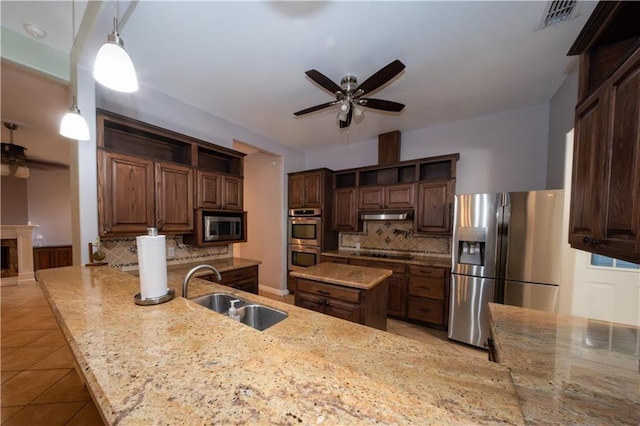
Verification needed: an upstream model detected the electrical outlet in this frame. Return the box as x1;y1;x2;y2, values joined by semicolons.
355;242;361;250
167;246;175;259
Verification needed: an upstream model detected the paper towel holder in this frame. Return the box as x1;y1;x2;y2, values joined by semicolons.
134;289;175;306
134;227;175;306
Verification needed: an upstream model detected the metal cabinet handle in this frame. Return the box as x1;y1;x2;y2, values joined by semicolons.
318;290;331;296
583;236;604;246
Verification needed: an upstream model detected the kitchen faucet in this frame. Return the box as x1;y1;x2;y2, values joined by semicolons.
182;264;222;298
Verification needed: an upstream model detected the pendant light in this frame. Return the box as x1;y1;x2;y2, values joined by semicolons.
59;0;90;141
93;1;138;93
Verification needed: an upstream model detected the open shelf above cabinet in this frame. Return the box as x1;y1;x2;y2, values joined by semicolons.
333;153;459;189
97;109;245;177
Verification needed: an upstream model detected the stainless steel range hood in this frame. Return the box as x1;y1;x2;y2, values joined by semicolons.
359;210;414;221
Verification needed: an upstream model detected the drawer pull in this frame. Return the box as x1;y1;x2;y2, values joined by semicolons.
318;290;331;296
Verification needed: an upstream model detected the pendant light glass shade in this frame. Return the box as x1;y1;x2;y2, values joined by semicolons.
60;102;90;141
93;17;138;93
59;0;90;141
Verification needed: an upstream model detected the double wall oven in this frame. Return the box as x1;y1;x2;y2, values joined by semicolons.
288;208;322;271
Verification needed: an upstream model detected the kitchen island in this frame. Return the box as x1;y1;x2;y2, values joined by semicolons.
489;303;640;425
37;265;524;424
290;262;391;330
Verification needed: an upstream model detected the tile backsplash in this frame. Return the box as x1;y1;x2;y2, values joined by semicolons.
96;235;231;271
339;221;451;258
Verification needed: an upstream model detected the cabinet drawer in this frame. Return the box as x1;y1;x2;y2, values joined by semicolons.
408;276;444;300
321;256;349;264
408;265;447;278
407;297;444;325
296;279;361;304
349;259;406;274
219;266;257;285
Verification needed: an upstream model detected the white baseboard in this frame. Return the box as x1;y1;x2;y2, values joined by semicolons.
258;285;289;297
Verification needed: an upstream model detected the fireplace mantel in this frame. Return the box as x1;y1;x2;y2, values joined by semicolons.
0;225;36;286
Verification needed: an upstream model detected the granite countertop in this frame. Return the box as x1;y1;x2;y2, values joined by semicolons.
37;265;524;424
489;303;640;425
289;262;392;290
321;250;451;268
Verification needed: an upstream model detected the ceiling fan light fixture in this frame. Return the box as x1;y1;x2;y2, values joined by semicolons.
94;16;138;93
14;165;29;179
1;164;10;176
60;102;90;141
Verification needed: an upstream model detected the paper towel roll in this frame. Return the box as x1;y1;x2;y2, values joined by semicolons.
136;233;168;299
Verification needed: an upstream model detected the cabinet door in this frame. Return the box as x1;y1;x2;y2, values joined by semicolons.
156;162;194;233
233;278;258;295
196;170;222;209
324;298;361;323
386;274;407;317
288;174;305;208
568;88;608;248
358;186;384;210
333;188;360;231
222;176;243;210
33;248;54;271
385;184;415;209
416;181;453;234
54;247;72;267
601;48;640;260
98;151;155;236
303;171;323;207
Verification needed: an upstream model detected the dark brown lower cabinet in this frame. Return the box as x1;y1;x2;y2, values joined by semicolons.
349;258;408;318
33;246;73;271
322;256;450;329
294;277;388;330
407;265;449;327
202;265;259;294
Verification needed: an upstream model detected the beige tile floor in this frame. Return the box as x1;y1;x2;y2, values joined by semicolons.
269;292;488;360
1;283;486;425
1;283;104;425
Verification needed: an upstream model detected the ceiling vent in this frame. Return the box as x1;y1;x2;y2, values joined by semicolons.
536;0;577;30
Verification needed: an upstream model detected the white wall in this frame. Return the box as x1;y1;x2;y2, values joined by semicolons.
235;151;286;294
547;62;579;189
27;168;72;245
306;104;551;194
96;85;306;174
0;177;29;225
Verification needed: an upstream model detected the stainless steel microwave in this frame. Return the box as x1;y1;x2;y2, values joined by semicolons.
202;211;244;242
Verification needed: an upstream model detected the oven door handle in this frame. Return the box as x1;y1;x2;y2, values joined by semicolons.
290;245;321;254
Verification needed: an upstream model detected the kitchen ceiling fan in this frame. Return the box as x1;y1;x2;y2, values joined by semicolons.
294;59;406;129
1;122;68;178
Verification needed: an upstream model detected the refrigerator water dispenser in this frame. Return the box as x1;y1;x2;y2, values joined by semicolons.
457;227;487;266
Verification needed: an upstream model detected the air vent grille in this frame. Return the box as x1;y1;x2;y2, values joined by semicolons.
537;0;577;30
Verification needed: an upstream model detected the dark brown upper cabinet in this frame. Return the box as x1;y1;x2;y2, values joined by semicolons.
97;110;245;237
332;153;459;235
567;2;640;264
288;169;332;209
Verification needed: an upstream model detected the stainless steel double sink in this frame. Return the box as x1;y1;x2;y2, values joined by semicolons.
191;293;287;331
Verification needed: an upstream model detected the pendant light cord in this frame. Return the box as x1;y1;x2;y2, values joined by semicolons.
70;0;77;101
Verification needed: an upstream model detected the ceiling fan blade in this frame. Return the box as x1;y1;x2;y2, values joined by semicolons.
305;69;342;94
356;60;406;95
339;109;353;128
294;101;339;116
26;158;69;170
359;98;405;112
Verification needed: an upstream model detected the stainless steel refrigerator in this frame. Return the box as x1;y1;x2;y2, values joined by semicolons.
448;190;564;348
